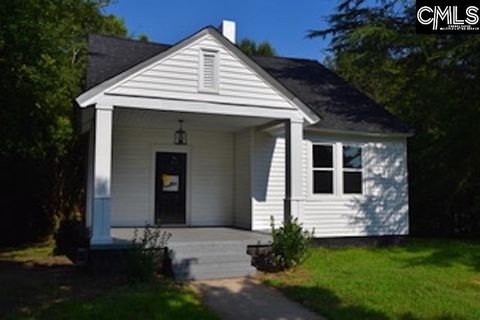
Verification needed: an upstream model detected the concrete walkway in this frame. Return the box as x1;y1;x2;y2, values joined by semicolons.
191;278;325;320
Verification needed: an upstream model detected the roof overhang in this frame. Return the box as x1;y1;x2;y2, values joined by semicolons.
305;126;415;138
76;27;320;125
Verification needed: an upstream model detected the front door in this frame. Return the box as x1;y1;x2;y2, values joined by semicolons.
154;152;187;224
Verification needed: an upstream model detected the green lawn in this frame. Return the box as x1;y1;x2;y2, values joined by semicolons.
262;239;480;320
12;281;219;320
0;243;218;320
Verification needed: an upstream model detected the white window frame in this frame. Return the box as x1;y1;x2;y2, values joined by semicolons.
342;144;364;195
310;142;336;197
308;141;365;199
198;48;219;93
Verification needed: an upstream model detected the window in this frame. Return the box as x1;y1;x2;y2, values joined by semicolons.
343;146;363;194
312;145;334;194
199;50;219;93
310;143;364;196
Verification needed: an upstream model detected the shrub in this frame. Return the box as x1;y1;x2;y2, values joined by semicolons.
127;225;171;282
270;216;314;270
54;219;90;262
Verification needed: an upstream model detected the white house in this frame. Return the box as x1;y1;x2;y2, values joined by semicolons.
77;21;412;246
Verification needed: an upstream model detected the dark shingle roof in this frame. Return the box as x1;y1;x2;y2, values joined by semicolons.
86;34;170;90
251;56;412;134
85;34;412;135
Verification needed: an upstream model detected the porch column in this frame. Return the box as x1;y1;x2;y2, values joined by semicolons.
91;104;113;245
284;119;305;221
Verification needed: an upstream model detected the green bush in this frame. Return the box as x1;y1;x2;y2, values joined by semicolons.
127;225;171;282
270;216;314;270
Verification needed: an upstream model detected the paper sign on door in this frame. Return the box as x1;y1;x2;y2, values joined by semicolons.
162;174;179;192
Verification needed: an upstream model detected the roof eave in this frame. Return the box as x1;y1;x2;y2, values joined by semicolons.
305;126;415;138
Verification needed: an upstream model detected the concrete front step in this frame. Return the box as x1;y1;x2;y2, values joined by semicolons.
169;240;256;281
169;241;250;255
174;262;257;281
172;253;252;265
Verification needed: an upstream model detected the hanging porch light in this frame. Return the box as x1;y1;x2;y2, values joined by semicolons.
174;120;188;145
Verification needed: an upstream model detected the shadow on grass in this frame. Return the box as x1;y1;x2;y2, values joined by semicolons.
397;312;467;320
267;282;469;320
392;239;480;272
0;257;124;319
267;282;388;320
1;255;217;320
33;281;218;320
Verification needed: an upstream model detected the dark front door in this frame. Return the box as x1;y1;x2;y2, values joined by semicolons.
155;152;186;224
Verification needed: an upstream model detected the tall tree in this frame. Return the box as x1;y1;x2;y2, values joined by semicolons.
238;38;277;56
0;0;128;246
137;33;150;42
310;0;480;237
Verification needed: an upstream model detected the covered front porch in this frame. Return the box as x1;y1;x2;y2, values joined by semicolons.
84;104;305;246
76;25;319;246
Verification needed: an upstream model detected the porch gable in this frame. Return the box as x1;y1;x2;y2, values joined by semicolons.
76;28;319;124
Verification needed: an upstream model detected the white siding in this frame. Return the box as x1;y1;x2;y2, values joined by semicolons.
252;132;286;230
252;132;409;237
233;129;252;229
110;115;234;226
107;34;295;110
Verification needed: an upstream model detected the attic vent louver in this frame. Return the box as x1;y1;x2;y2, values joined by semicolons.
199;50;219;93
203;54;215;88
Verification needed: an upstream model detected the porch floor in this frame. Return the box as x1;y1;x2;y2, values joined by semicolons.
110;227;272;246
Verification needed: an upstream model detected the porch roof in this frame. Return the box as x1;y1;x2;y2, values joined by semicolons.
84;32;413;136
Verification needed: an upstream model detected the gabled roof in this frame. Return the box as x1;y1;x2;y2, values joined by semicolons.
83;31;413;135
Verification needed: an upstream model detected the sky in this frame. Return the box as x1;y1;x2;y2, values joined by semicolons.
104;0;338;62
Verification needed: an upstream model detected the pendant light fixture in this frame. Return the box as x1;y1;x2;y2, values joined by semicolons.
174;120;187;145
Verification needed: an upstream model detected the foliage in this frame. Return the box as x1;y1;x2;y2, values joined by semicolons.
263;239;480;320
309;0;480;237
127;225;171;282
136;33;150;42
238;38;277;56
0;242;53;262
270;216;313;270
0;1;128;247
54;218;90;262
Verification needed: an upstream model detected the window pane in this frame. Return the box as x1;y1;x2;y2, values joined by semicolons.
343;146;362;169
313;145;333;168
343;172;362;194
313;171;333;194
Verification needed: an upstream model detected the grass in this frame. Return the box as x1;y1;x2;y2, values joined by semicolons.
0;243;218;320
0;243;55;261
262;238;480;320
12;281;219;320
